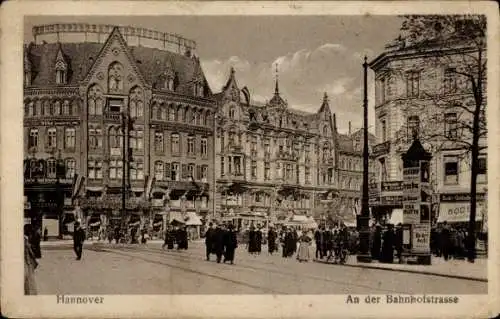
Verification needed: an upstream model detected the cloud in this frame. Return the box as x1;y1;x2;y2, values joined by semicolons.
201;42;377;134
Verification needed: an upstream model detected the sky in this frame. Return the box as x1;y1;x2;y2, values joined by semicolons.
25;16;403;133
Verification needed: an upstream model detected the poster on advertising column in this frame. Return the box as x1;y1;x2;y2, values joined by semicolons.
412;223;431;253
403;203;420;224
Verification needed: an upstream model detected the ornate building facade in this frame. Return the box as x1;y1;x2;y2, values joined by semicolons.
213;69;372;229
23;24;215;236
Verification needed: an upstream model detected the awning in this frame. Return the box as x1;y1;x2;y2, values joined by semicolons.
438;202;484;223
185;212;202;226
388;208;404;225
169;211;185;224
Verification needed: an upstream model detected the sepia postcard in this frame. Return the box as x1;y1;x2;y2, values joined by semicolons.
1;1;499;318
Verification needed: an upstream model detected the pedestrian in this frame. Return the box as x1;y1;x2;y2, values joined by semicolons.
204;222;215;260
314;227;324;260
281;227;288;258
255;225;263;255
223;224;238;264
296;232;312;262
163;225;175;250
247;225;257;255
177;226;189;250
114;225;121;244
73;221;85;260
285;228;295;257
371;224;382;261
213;223;225;263
323;226;333;260
381;224;395;263
24;225;38;295
440;222;451;261
43;227;48;242
30;227;42;259
395;223;403;263
267;226;277;255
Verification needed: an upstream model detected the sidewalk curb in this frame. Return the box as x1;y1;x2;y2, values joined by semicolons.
314;260;487;282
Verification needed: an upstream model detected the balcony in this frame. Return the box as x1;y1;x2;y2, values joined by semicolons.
372;141;391;157
105;112;122;122
277;150;298;161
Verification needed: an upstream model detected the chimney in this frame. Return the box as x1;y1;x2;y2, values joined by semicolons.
349;121;352;135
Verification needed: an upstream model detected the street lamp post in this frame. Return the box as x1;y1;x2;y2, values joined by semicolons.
212;113;218;223
357;56;372;263
121;111;128;232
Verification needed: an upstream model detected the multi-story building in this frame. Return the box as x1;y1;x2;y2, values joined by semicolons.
213;68;371;229
23;24;216;236
368;29;487;227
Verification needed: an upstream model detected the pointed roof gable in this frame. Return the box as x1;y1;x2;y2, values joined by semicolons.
222;67;238;91
55;44;68;70
83;26;147;86
401;138;432;165
318;92;330;114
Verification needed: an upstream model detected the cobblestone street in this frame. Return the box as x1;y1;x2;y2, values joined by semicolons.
35;242;487;295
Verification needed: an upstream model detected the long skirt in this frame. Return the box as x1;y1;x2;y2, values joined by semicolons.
24;265;37;295
296;242;310;262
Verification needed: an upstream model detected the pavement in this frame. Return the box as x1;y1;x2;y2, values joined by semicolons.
35;241;487;295
40;240;487;282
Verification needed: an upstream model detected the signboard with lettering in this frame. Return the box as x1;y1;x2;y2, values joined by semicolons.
379;195;403;206
403;203;420;224
24;178;73;184
438;202;484;223
412;224;430;253
440;193;486;202
381;181;403;192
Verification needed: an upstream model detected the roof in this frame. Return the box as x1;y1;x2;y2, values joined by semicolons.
25;34;212;96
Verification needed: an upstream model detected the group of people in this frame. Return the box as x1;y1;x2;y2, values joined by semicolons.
370;223;402;263
162;225;189;250
431;222;474;261
204;222;238;264
313;224;354;263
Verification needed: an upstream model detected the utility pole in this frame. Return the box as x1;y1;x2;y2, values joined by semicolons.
357;56;372;263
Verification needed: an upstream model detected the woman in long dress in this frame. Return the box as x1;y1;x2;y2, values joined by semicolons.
296;233;312;262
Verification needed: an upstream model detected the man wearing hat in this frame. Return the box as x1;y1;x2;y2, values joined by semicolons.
73;220;86;260
204;222;215;261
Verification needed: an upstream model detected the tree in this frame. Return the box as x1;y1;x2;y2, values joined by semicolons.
396;15;487;262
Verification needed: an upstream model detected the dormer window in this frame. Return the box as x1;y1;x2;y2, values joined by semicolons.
24;71;31;87
55;49;68;85
193;82;204;97
165;77;175;91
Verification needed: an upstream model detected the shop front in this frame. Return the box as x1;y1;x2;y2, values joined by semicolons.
369;181;405;225
437;193;486;229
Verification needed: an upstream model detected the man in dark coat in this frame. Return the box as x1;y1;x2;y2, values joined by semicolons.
114;226;121;244
43;227;48;242
395;223;404;263
371;225;382;261
212;224;225;263
323;227;333;259
285;229;295;257
248;226;257;254
204;222;215;260
440;222;451;261
267;227;277;255
255;226;263;255
314;227;324;259
223;224;238;264
381;224;395;263
176;226;188;250
73;221;86;260
163;225;175;250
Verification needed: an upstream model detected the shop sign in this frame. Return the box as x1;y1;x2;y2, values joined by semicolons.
403;203;420;224
438;202;484;223
381;181;403;192
24;178;72;184
412;224;430;253
379;195;403;206
440;193;486;202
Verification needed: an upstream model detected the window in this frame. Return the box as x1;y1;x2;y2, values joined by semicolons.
166;78;175;91
379;77;386;104
234;157;241;175
130;162;144;180
444;156;459;184
187;136;195;155
380;118;387;142
56;70;66;84
407;115;420;140
160;106;167;120
323;147;329;162
168;106;176;121
109;160;123;179
201;138;208;157
444;113;458;138
64;128;76;149
29;128;38;148
264;138;270;155
286;164;292;181
229;132;235;146
323;126;328;136
201;165;208;181
54;101;61;115
444;68;457;93
88;127;102;150
154;131;164;153
478;156;487;175
328;168;334;184
108;99;122;113
129;86;144;118
109;127;122;150
187;164;195;179
88;160;103;179
87;85;103;116
264;162;270;180
47;128;57;148
171;162;180;181
65;159;75;179
221;157;225;177
305;166;311;184
304;144;310;162
108;62;124;92
276;162;282;179
155;161;164;181
251;135;257;152
406;71;420;98
203;112;208;126
24;71;31;86
220;132;225;152
171;133;180;154
379;157;388;182
251;160;257;179
229;106;236;119
47;159;57;178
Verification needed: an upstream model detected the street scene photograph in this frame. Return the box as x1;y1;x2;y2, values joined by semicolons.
22;13;488;296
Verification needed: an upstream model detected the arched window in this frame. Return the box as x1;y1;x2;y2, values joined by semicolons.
323;125;328;136
47;158;57;178
177;105;183;122
108;61;124;93
168;105;176;121
151;102;158;120
229;106;236;119
154;161;164;181
47;127;57;148
43;100;50;116
407;115;420;140
203;111;208;126
171;133;180;154
160;105;167;120
87;84;103;116
54;101;61;115
129;86;143;118
109;127;122;149
34;100;41;116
